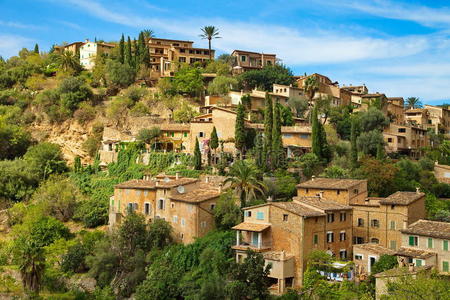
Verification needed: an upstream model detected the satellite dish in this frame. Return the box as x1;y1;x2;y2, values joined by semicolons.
177;185;185;194
164;177;170;183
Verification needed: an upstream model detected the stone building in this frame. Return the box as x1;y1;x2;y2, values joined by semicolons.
396;220;450;274
230;50;276;74
79;40;115;70
386;97;405;125
148;37;214;79
109;174;225;244
231;196;352;293
383;123;428;158
353;243;395;280
54;41;84;55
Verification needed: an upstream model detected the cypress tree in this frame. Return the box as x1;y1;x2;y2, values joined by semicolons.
311;105;322;159
263;94;273;167
319;122;331;162
210;127;219;151
376;138;385;160
133;39;139;68
271;100;284;169
235;103;246;158
139;31;151;67
33;43;39;54
194;138;202;170
74;156;82;173
125;36;133;66
350;118;358;168
255;133;264;170
119;34;125;64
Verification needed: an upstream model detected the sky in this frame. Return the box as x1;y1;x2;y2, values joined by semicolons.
2;0;450;105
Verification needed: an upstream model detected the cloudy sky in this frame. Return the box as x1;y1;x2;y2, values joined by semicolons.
2;0;450;104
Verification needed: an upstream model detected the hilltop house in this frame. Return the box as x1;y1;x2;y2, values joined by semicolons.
230;50;276;74
79;40;115;70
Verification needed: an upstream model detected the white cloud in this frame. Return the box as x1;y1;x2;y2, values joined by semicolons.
0;35;33;58
57;20;83;30
0;20;43;30
327;0;450;28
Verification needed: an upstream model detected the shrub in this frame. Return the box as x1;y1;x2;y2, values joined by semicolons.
124;86;147;103
105;60;135;88
83;136;101;158
130;102;150;117
74;102;96;124
24;142;68;180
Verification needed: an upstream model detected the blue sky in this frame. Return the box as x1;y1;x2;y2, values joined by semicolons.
2;0;450;104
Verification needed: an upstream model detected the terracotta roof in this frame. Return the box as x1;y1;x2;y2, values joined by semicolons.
159;123;190;131
170;183;221;203
232;50;276;56
405;108;426;113
247;124;312;133
387;97;404;101
271;202;325;217
361;93;386;98
293;196;352;211
232;222;271;232
400;220;450;240
297;178;366;190
395;247;437;259
380;191;425;205
115;177;198;189
353;243;395;255
374;265;432;278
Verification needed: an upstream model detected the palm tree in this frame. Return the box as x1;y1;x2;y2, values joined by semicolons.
405;97;423;109
142;29;155;42
200;26;221;61
59;50;79;72
17;239;46;294
224;160;266;208
303;75;319;102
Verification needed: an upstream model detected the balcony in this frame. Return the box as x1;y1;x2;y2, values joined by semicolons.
232;222;271;252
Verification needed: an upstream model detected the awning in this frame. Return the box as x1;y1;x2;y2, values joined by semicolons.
232;222;270;232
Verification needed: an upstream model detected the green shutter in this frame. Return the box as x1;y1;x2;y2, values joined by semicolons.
415;259;422;267
443;261;449;272
444;240;449;251
428;238;433;248
409;236;415;246
314;234;318;244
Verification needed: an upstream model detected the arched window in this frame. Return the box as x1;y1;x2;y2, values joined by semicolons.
370;238;380;244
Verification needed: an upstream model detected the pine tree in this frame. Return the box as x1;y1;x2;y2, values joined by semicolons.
255;133;264;170
263;94;273;167
235;103;246;158
194;138;202;170
33;43;39;54
311;105;322;159
119;34;125;64
350;118;358;168
271;100;284;169
125;36;133;66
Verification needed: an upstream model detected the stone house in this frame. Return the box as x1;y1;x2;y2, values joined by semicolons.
230;50;276;74
231;196;353;294
434;163;450;184
296;73;346;106
383;123;428;158
396;220;450;274
109;174;224;244
54;41;84;55
352;191;425;250
424;104;450;137
386;97;405;125
79;40;115;70
148;37;214;79
353;243;395;280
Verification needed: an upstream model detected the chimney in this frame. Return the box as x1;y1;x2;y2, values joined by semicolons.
408;263;415;272
155;181;159;187
176;172;179;180
280;250;286;260
218;183;223;193
267;196;273;202
416;187;420;194
205;176;209;183
85;38;89;43
311;175;316;181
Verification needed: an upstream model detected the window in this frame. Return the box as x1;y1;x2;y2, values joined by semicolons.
181;218;185;226
443;261;449;272
327;213;335;223
327;232;334;243
428;237;433;249
245;211;252;217
358;218;364;227
313;234;318;245
409;236;418;246
184;132;188;137
388;138;393;143
371;219;380;228
391;204;395;210
371;238;379;244
283;133;293;138
127;203;133;213
340;231;346;241
200;221;207;228
415;259;423;267
283;214;289;221
144;191;148;197
158;199;165;210
355;254;363;260
173;216;178;223
340;212;346;222
390;240;397;250
144;203;150;215
444;240;449;251
390;221;396;230
210;204;216;210
199;132;204;137
354;189;359;194
337;190;340;195
398;128;406;133
300;134;309;139
340;250;347;259
171;203;175;208
354;237;364;244
241;55;246;62
256;212;264;220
